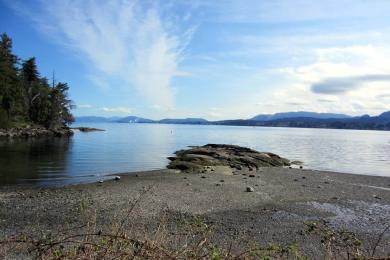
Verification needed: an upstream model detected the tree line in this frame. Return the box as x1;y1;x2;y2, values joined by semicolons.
0;33;73;129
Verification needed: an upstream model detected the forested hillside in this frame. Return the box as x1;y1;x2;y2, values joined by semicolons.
0;33;73;129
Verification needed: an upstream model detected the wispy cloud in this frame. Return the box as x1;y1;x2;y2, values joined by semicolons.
7;0;192;109
77;104;93;109
101;107;132;114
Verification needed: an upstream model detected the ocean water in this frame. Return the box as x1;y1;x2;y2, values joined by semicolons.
1;123;389;186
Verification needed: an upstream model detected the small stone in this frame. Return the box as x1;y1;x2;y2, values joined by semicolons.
302;176;306;179
220;180;225;182
249;174;255;178
135;174;139;177
246;186;254;192
299;166;303;169
215;183;222;187
332;197;338;200
242;173;247;176
317;185;322;189
249;168;253;171
186;183;191;186
373;195;382;200
324;181;330;184
293;179;298;182
255;184;259;187
257;176;260;178
201;176;206;179
243;177;247;179
98;180;104;183
114;176;121;181
183;177;187;179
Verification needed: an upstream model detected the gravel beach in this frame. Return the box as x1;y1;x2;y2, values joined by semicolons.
1;165;390;258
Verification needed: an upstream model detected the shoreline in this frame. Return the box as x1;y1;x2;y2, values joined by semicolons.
1;166;390;257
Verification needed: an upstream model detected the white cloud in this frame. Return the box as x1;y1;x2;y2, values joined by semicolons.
265;45;390;115
8;0;191;109
101;107;132;114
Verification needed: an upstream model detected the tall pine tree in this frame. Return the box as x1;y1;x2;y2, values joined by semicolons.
0;33;74;129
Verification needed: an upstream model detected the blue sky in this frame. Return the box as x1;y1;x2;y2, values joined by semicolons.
1;0;390;119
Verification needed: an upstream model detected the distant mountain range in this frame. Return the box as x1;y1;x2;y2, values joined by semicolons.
116;116;155;123
251;112;351;121
75;111;390;131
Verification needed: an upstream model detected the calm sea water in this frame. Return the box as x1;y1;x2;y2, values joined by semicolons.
1;123;390;186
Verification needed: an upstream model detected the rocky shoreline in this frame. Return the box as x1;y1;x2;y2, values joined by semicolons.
0;127;74;138
0;126;106;138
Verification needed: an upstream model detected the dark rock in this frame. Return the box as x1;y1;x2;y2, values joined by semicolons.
72;127;105;132
246;186;254;192
114;176;121;181
249;175;255;178
167;144;290;172
0;127;73;139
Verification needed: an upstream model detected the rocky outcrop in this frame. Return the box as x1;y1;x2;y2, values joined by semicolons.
0;127;74;138
167;144;290;172
71;127;105;132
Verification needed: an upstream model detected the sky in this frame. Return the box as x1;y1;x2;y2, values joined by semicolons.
1;0;390;120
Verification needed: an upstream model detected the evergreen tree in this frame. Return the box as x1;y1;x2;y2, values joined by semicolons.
0;33;23;127
0;33;74;129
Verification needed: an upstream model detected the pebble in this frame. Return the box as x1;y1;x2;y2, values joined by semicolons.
201;176;206;179
98;180;104;183
317;185;322;189
220;180;225;182
186;183;191;186
299;166;303;169
332;197;338;200
293;179;298;182
302;176;306;179
249;175;255;178
215;183;222;187
324;181;330;184
114;176;121;181
373;195;382;200
183;177;187;179
246;186;254;192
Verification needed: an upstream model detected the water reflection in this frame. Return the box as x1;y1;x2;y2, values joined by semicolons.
0;124;389;186
0;137;72;185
